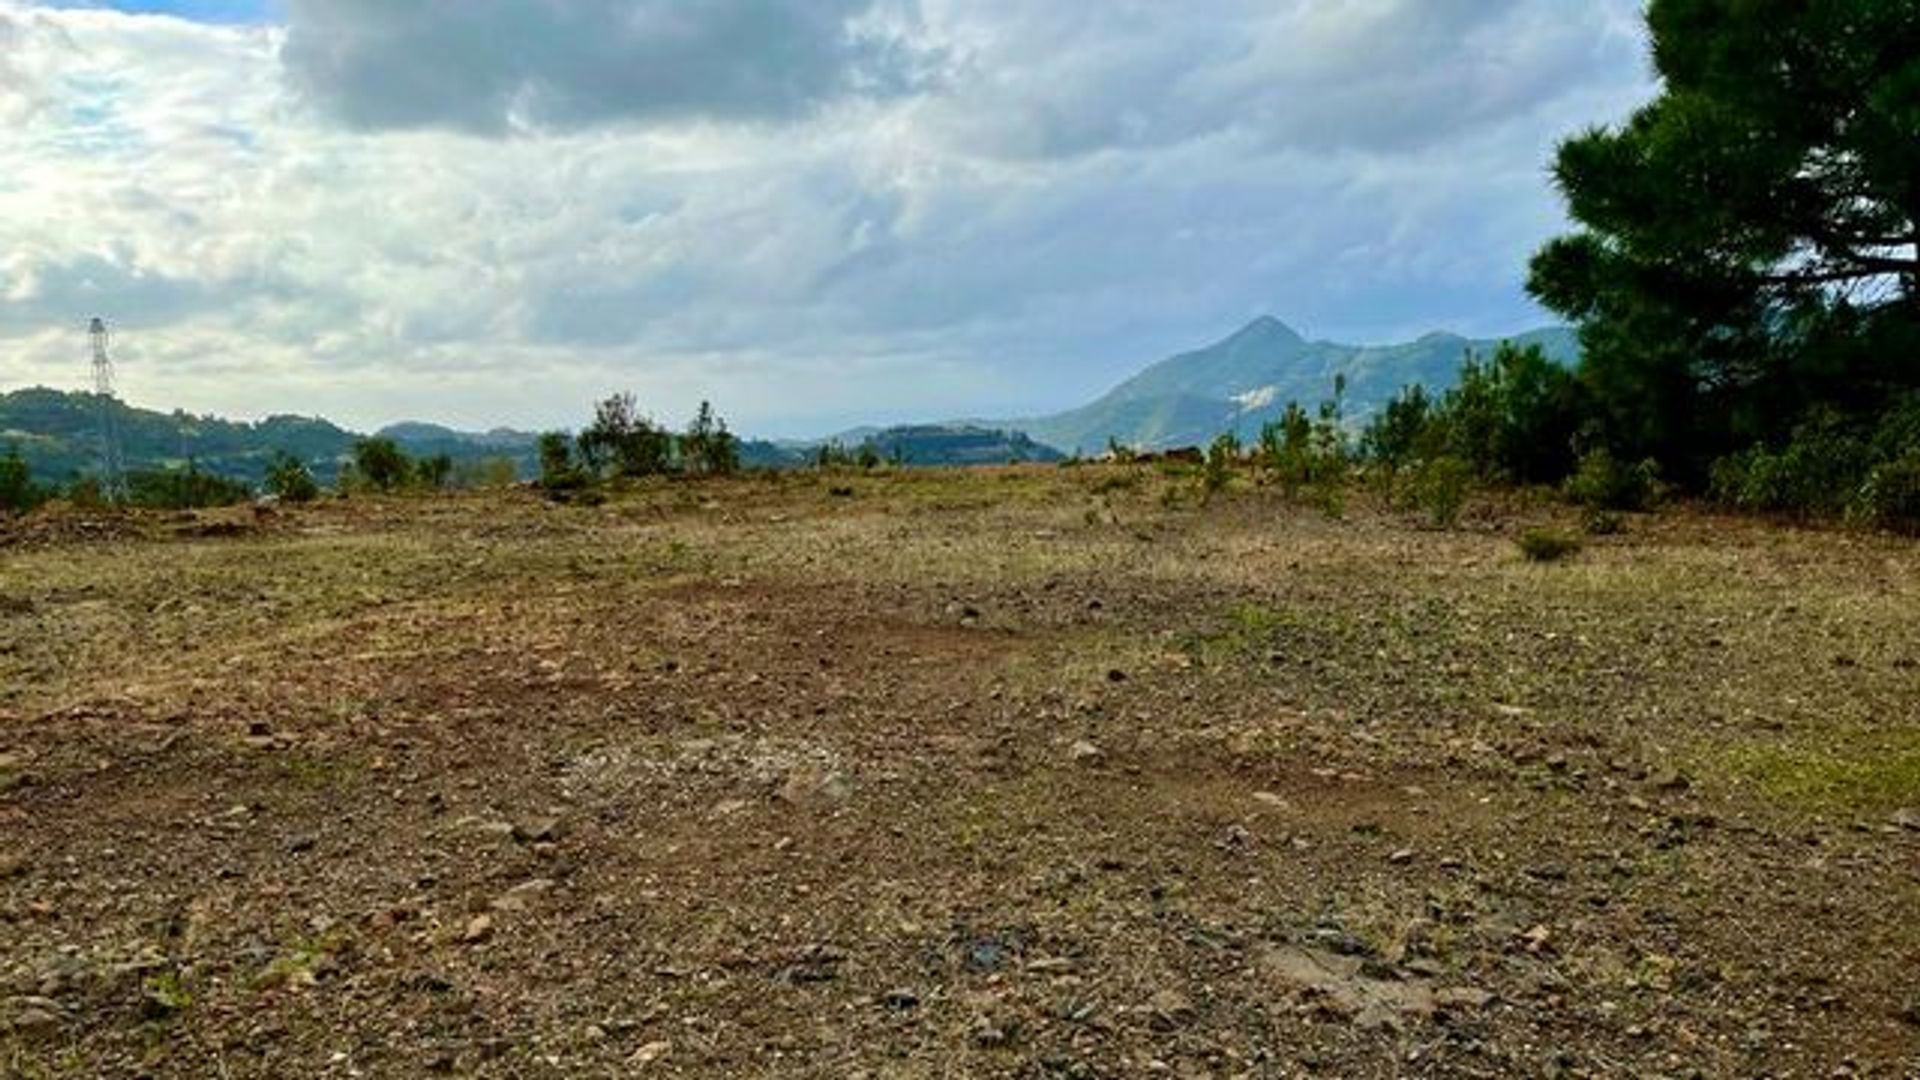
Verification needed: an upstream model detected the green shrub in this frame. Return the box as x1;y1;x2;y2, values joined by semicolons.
126;465;252;510
1518;527;1583;562
1582;508;1626;536
352;437;412;493
579;393;674;478
537;431;588;494
414;453;453;491
1858;452;1920;534
1564;448;1660;511
1407;455;1473;528
1203;432;1239;497
681;400;741;477
0;447;47;515
265;454;320;503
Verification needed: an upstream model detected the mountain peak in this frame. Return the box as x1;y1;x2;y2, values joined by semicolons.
1228;315;1304;345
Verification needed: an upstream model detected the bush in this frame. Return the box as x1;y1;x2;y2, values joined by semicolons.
265;454;320;503
1362;343;1584;485
537;432;588;493
0;447;47;515
126;465;252;510
352;438;412;493
1259;387;1349;504
1406;455;1474;528
1582;509;1626;536
1564;448;1660;511
580;393;674;478
1203;432;1239;497
1858;452;1920;534
1517;527;1583;562
681;400;741;477
415;453;454;491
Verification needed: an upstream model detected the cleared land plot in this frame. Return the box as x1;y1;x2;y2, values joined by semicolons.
2;467;1917;1077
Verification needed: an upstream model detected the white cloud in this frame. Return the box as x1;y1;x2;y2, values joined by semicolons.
0;0;1653;436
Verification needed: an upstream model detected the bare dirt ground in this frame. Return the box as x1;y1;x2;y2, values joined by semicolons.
2;466;1917;1078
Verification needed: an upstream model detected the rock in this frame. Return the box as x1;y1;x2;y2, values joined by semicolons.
629;1041;672;1067
462;914;495;944
512;818;563;844
1388;848;1416;866
966;940;1010;972
1892;808;1919;832
1519;925;1553;954
6;1006;63;1037
1147;988;1196;1029
1434;987;1495;1011
1648;768;1692;792
1263;944;1437;1030
490;879;556;913
972;1021;1014;1048
1068;740;1105;765
778;766;851;805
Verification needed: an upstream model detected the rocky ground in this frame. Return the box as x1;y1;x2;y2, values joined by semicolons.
1;466;1916;1078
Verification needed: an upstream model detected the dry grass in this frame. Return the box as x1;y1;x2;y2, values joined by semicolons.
1;466;1917;1077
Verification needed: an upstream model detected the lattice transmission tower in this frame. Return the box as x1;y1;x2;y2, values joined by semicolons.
89;317;128;504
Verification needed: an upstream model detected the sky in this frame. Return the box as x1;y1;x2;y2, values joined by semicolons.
0;0;1654;436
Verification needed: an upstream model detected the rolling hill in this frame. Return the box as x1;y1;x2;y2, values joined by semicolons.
0;388;542;486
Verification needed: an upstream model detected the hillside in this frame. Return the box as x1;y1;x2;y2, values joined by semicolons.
811;425;1065;466
0;388;538;486
1019;318;1579;453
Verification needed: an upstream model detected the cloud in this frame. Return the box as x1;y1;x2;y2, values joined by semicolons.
912;0;1646;160
279;0;931;134
0;0;1654;436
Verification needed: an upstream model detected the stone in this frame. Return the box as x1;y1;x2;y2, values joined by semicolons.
1261;945;1439;1030
512;818;563;844
1434;987;1495;1011
462;914;495;944
1069;740;1105;764
490;879;556;913
1388;848;1416;865
778;766;851;805
1892;808;1919;832
629;1041;672;1067
1147;988;1196;1029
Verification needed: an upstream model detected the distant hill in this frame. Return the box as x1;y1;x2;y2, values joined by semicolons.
854;425;1063;466
780;424;1064;466
0;388;538;486
1017;317;1580;453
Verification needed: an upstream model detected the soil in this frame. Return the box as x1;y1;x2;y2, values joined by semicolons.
2;466;1917;1077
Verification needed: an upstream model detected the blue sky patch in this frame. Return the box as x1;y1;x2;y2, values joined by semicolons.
46;1;280;24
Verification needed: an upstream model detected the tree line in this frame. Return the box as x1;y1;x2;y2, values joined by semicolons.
1200;0;1919;534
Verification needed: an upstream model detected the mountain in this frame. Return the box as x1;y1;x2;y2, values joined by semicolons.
1018;317;1580;454
0;387;539;485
